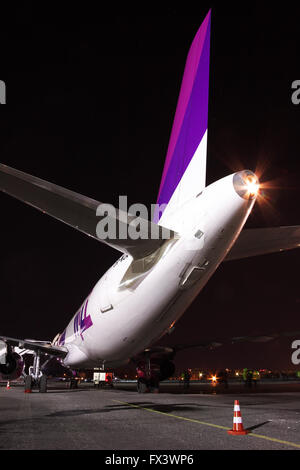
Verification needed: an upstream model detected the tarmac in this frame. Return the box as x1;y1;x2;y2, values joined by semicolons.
1;380;300;450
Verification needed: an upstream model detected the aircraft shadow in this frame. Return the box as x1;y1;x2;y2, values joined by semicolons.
46;402;199;417
105;402;201;413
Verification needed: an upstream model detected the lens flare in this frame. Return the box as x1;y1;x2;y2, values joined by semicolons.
221;152;295;223
244;174;260;198
253;165;285;223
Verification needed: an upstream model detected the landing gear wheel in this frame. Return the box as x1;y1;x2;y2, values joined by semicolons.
39;375;47;393
24;375;32;393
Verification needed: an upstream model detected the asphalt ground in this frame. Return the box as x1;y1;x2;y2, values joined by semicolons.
1;381;300;451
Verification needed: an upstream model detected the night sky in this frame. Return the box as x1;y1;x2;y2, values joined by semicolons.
0;3;299;372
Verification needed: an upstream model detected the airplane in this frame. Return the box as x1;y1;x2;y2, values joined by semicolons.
0;9;299;393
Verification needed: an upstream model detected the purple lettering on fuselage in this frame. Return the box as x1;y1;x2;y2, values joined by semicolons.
73;299;93;340
58;329;66;346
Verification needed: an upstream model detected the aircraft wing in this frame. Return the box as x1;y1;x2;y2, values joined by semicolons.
0;335;68;358
173;334;284;353
168;330;300;355
133;333;287;363
0;164;177;259
225;226;300;261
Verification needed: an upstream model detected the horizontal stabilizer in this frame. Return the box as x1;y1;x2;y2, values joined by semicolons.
0;164;177;259
225;226;300;261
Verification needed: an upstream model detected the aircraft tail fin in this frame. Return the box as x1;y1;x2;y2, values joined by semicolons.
153;10;211;231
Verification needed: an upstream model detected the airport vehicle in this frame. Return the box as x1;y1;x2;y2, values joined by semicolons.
0;10;299;392
93;372;114;388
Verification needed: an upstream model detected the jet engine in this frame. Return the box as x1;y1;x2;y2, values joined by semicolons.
0;351;24;381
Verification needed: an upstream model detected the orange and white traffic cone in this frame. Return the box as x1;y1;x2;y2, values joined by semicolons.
227;400;249;435
6;381;11;390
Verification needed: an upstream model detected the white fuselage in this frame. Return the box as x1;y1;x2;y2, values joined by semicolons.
55;173;256;369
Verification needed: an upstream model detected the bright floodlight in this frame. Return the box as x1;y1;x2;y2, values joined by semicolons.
245;174;260;198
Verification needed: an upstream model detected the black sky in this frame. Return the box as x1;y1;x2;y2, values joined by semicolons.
0;2;299;371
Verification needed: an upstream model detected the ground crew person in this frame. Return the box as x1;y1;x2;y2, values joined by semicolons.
183;370;191;391
252;370;260;388
242;368;248;387
246;369;253;389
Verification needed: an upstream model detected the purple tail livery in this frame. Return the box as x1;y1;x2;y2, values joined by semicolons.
154;10;211;228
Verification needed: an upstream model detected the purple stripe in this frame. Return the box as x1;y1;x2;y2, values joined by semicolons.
73;298;93;341
83;299;93;330
154;11;211;223
157;11;211;198
58;329;66;346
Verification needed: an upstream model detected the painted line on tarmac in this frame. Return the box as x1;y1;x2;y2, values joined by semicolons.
113;399;230;431
249;432;300;449
112;399;300;450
